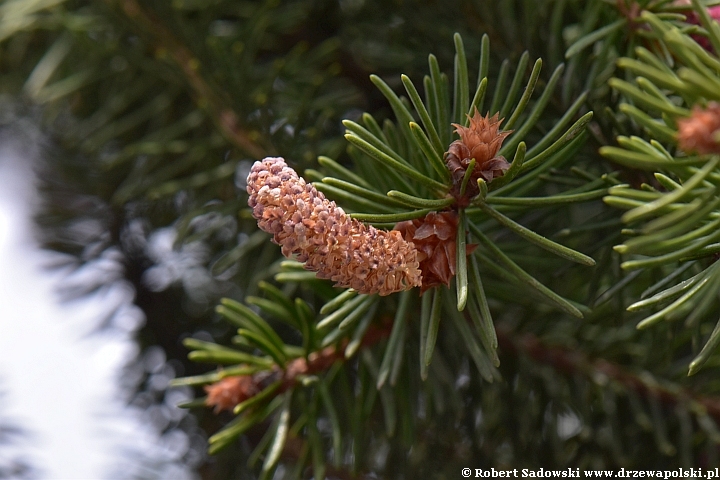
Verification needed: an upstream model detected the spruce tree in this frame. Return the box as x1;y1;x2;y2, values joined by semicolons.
4;0;720;477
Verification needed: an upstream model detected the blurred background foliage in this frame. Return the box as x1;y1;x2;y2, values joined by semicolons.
5;0;720;478
0;385;36;480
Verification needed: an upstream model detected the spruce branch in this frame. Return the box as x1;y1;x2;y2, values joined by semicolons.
15;0;720;473
230;33;607;391
498;326;720;422
176;287;720;473
169;20;617;462
175;298;394;461
602;8;720;374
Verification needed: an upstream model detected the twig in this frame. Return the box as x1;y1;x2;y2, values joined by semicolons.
107;0;268;159
497;326;720;421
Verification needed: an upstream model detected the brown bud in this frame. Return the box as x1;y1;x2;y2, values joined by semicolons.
204;376;259;413
445;108;512;204
247;157;422;295
677;103;720;155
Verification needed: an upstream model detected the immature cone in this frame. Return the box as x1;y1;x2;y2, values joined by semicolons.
677;103;720;155
247;157;422;295
395;211;476;293
445;108;512;204
204;376;258;413
445;108;512;206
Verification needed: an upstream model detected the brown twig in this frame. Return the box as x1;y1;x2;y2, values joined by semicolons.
282;319;392;388
497;326;720;421
107;0;268;159
203;311;720;478
205;322;392;413
204;323;391;478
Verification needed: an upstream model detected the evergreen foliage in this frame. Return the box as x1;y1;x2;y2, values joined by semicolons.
7;0;720;477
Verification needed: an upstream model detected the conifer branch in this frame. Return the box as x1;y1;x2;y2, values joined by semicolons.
200;322;392;414
498;327;720;422
13;0;720;473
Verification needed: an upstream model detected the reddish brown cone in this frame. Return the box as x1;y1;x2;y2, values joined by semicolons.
677;103;720;155
395;211;476;293
445;108;512;205
204;376;259;413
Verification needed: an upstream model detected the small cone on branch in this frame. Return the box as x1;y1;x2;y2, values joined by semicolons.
204;376;259;413
247;157;422;296
445;108;512;205
677;103;720;155
395;211;476;293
